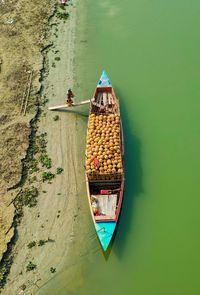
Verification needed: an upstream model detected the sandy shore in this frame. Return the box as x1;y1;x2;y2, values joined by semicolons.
3;1;96;294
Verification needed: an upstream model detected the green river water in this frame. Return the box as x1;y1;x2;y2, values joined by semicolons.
41;0;200;294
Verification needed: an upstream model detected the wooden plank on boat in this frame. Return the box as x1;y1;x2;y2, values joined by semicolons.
95;215;115;221
103;92;107;105
89;179;121;184
96;92;102;107
48;99;90;110
108;93;112;105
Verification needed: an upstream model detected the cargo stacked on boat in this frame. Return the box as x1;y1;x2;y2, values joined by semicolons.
86;113;123;180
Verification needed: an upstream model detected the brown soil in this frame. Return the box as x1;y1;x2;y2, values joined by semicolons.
0;122;30;260
0;0;54;262
1;1;95;294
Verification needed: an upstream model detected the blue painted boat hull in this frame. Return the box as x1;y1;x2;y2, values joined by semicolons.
95;222;117;251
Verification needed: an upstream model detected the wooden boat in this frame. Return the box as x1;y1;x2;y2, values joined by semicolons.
85;71;124;251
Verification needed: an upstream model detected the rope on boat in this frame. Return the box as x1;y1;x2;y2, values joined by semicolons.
96;227;113;237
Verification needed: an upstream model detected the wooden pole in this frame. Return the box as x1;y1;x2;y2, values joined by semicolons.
23;70;33;116
48;99;90;110
20;75;29;114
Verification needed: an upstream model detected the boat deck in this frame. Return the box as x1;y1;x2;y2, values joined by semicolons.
91;194;117;221
91;90;117;115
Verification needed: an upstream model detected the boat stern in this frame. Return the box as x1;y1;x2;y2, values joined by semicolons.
95;222;116;251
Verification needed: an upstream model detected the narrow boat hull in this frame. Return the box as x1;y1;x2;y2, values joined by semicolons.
85;71;124;251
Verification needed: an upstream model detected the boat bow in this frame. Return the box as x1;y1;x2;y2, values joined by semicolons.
97;70;112;88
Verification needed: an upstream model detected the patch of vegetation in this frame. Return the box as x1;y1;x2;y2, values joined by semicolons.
52;62;56;68
27;241;36;249
14;206;24;223
16;186;39;208
26;158;39;174
36;133;47;153
56;11;69;20
59;4;66;10
0;255;13;289
24;187;38;207
42;172;55;182
56;167;64;174
50;267;56;273
39;154;52;169
30;143;39;155
28;175;37;184
26;261;37;272
53;115;60;121
41;98;49;106
55;56;60;61
38;239;48;246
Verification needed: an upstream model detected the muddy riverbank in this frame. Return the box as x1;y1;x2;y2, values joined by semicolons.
1;0;93;294
0;0;55;278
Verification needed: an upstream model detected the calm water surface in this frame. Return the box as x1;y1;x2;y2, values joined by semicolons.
41;1;200;294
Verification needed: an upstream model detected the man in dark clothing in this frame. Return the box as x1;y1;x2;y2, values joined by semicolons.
66;88;74;106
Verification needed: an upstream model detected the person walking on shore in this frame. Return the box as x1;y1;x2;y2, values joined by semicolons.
66;88;74;106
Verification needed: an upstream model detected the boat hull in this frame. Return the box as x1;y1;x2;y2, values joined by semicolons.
85;71;124;251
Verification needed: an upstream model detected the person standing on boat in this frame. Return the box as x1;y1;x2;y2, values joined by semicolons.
66;88;74;106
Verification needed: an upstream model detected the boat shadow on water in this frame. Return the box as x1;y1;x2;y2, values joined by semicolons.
104;91;143;260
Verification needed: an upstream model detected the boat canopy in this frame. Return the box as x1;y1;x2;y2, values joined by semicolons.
97;70;112;88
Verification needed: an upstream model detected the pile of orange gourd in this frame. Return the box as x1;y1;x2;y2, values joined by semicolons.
86;113;123;180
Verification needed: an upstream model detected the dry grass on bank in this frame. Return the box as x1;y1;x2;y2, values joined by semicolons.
0;0;54;262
